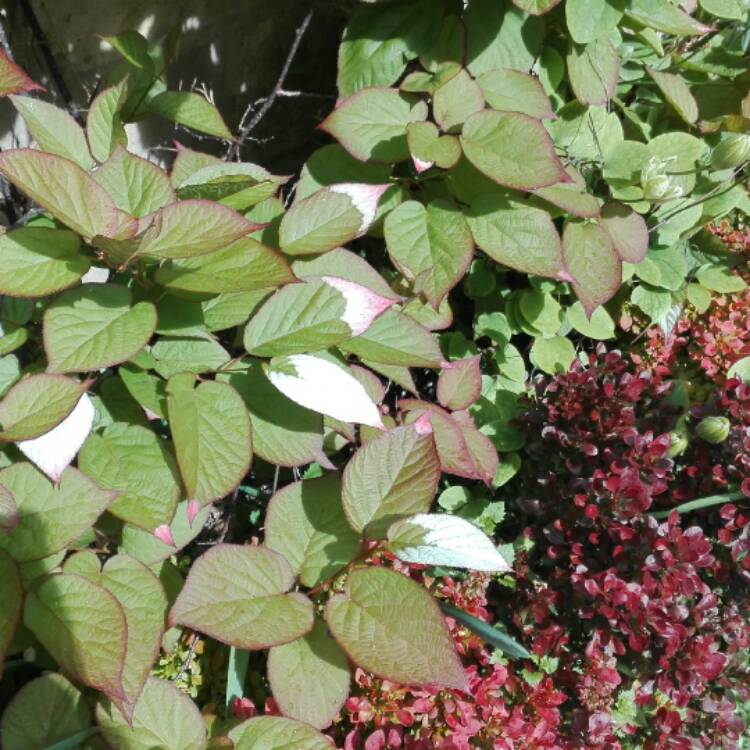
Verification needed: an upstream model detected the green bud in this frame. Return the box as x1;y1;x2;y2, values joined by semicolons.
696;416;731;444
711;134;750;170
641;156;683;202
666;431;689;458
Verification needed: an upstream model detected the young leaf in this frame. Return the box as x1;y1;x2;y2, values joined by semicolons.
11;95;94;170
388;513;512;571
221;360;324;468
99;555;168;720
280;184;387;255
0;50;43;96
268;618;350;730
265;472;361;587
266;354;383;428
44;284;157;373
149;90;233;140
465;196;568;280
0;548;22;679
342;422;440;538
78;423;181;531
339;309;444;368
461;109;568;191
86;79;129;162
0;149;134;241
97;677;207;750
92;146;175;217
228;716;332;750
167;377;252;509
567;39;619;106
600;202;649;263
24;573;127;709
168;544;314;649
437;355;482;411
477;69;556;119
384;200;474;306
562;220;622;316
16;393;95;482
320;87;428;163
244;277;394;357
406;121;462;171
0;373;85;442
0;227;89;298
0;463;115;561
326;566;467;690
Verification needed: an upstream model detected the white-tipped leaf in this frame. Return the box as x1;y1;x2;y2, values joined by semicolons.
17;393;95;482
329;183;389;234
387;513;512;572
322;276;395;336
266;355;383;428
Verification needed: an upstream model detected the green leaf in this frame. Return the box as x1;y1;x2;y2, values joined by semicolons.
326;566;467;689
0;481;16;532
437;355;482;411
433;68;485;132
340;309;443;368
44;283;157;373
119;365;167;419
465;0;545;75
728;356;750;381
0;227;89;298
566;0;625;43
461;109;567;191
439;602;530;659
0;374;85;441
406;121;461;170
337;0;443;97
477;69;556;119
153;337;230;379
512;0;562;13
387;513;511;571
700;0;746;19
169;544;314;649
562;221;621;316
87;79;129;163
0;355;21;400
202;290;270;333
167;377;252;509
465;195;566;279
99;555;168;720
696;265;747;293
97;677;207;750
228;716;331;750
0;548;22;678
92;146;175;217
265;472;360;588
631;284;672;323
78;423;181;531
567;39;619;106
221;360;324;468
0;674;92;750
149;91;232;139
647;67;699;125
530;335;576;374
0;463;115;562
567;301;615;339
104;30;153;71
518;289;564;336
226;646;250;710
11;95;94;170
24;573;128;709
321;88;428;163
342;422;439;538
0;149;133;241
268;618;350;730
600;202;649;263
532;166;601;218
384;200;474;307
626;0;712;35
245;277;394;357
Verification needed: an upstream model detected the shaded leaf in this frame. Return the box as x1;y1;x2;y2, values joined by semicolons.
567;38;619;106
0;548;22;679
647;67;699;125
437;355;482;411
600;202;649;263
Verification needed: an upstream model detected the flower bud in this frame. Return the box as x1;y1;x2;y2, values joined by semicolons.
640;156;683;201
711;134;750;170
666;431;689;458
696;416;731;444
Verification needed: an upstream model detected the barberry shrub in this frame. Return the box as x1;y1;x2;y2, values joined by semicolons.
0;0;748;748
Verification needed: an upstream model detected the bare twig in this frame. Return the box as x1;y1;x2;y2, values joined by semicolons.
226;6;314;160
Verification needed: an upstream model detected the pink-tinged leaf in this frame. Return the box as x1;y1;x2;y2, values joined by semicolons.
0;484;17;534
321;276;395;335
23;573;128;711
437;355;482;411
562;221;622;318
567;39;620;106
170;141;222;187
325;566;468;691
168;544;315;649
0;50;43;96
476;68;556;119
452;410;499;487
329;183;390;234
532;166;601;219
414;411;433;435
600;202;649;264
0;548;22;680
186;499;201;526
0;149;135;241
342;423;440;538
17;393;95;483
153;524;176;547
460;109;568;191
